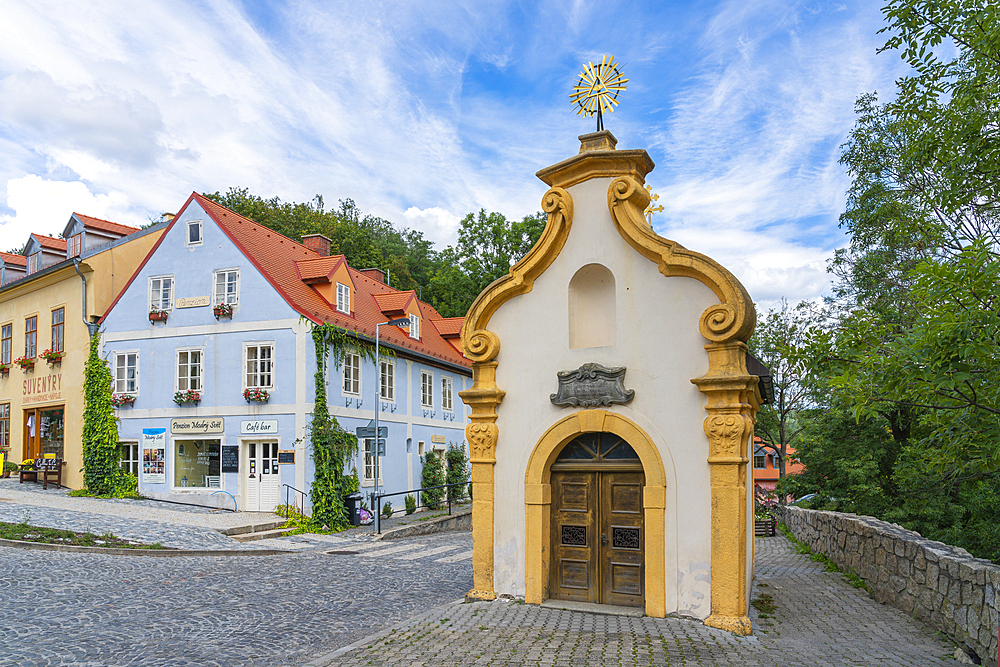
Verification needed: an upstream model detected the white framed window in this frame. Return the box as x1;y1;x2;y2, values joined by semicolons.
343;353;360;395
408;313;419;339
361;438;383;486
213;268;239;306
379;360;394;401
119;441;139;476
176;348;203;392
336;282;350;314
149;276;174;311
187;220;202;246
441;376;453;412
420;371;433;408
114;351;139;394
69;234;82;257
244;343;274;389
27;253;38;274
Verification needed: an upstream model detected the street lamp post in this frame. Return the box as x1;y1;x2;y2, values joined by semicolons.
374;317;410;533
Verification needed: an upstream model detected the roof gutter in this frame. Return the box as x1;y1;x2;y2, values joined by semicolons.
336;326;472;376
73;259;100;338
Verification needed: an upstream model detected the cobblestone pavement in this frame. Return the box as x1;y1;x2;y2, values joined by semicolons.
0;477;288;550
314;535;955;666
0;530;474;667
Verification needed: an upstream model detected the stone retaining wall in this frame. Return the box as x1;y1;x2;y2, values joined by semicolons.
776;505;999;666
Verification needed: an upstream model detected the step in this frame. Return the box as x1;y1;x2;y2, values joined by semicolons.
217;520;286;536
230;527;296;542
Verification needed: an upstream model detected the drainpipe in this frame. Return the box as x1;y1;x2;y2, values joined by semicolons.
73;259;100;338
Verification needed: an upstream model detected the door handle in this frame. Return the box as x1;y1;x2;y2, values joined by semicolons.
601;534;608;546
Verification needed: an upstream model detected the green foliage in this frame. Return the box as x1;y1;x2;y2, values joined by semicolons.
308;324;363;531
420;450;446;508
3;460;17;473
404;494;416;515
0;520;166;549
81;332;128;496
445;442;470;501
381;500;393;519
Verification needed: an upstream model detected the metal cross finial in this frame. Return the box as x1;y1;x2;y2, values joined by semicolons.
570;55;628;132
644;185;664;225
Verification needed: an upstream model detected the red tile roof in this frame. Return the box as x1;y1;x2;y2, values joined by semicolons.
372;291;414;315
161;193;469;369
32;234;67;251
0;252;27;266
74;213;141;237
430;317;463;338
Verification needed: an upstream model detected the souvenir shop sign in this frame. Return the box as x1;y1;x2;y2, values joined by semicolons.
171;418;224;434
23;373;62;405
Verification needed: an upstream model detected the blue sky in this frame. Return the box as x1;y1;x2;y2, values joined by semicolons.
0;0;905;309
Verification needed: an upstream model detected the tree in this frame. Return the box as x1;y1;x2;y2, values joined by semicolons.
748;300;819;481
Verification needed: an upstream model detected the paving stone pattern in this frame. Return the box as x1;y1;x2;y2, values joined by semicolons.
779;505;1000;666
315;536;954;667
0;531;474;667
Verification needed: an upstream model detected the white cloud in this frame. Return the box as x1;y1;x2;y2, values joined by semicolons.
0;176;135;252
402;206;462;247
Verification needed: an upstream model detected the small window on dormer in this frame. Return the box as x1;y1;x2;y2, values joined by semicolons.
409;313;419;340
187;220;202;246
69;234;82;257
27;253;39;274
336;283;350;314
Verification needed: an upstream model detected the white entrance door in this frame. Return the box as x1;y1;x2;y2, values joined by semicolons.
244;441;281;512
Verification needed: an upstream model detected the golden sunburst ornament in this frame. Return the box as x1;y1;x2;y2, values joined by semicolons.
570;56;628;132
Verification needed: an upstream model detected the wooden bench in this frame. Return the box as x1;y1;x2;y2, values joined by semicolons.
19;458;64;490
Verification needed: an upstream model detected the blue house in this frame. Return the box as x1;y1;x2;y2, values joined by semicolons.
100;193;472;512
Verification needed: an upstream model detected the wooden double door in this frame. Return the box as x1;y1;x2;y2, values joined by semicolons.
550;468;645;607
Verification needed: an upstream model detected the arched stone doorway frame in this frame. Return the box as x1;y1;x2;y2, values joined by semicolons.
524;409;667;618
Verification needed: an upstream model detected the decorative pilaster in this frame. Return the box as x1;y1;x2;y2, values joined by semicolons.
459;358;505;602
691;341;758;635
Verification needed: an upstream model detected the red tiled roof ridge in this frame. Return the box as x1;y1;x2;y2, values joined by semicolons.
74;213;141;235
0;252;27;265
193;193;320;257
429;317;464;337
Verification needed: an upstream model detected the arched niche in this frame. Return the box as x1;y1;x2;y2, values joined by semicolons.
568;263;616;349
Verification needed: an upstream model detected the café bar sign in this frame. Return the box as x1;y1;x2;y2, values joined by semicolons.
241;420;278;435
171;418;224;434
23;373;63;405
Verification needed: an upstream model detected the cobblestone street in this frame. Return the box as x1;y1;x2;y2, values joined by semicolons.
0;531;474;667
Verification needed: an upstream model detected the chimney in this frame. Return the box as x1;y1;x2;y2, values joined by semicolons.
302;234;332;256
360;268;387;284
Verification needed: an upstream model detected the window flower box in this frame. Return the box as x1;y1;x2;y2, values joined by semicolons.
173;390;201;405
14;356;35;370
243;387;270;403
213;303;233;319
111;393;136;407
149;309;168;322
40;348;63;364
0;363;9;375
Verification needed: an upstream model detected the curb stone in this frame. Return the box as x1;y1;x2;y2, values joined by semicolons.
0;536;295;556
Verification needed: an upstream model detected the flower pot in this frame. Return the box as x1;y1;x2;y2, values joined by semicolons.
149;311;168;322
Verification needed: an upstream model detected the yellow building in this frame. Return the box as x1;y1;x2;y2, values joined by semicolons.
0;215;165;489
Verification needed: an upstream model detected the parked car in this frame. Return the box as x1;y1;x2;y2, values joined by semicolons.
790;493;818;506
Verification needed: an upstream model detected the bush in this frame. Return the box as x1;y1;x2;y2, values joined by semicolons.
445;443;470;502
405;494;416;515
381;499;393;519
421;451;446;508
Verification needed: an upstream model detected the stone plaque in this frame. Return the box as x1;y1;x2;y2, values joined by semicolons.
550;363;634;408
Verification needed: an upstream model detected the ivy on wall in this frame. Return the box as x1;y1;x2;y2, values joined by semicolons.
308;323;383;528
81;333;137;497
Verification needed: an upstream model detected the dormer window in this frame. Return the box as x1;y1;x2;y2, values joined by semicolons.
187;220;202;246
69;234;82;257
336;282;350;314
27;253;39;274
409;313;419;340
